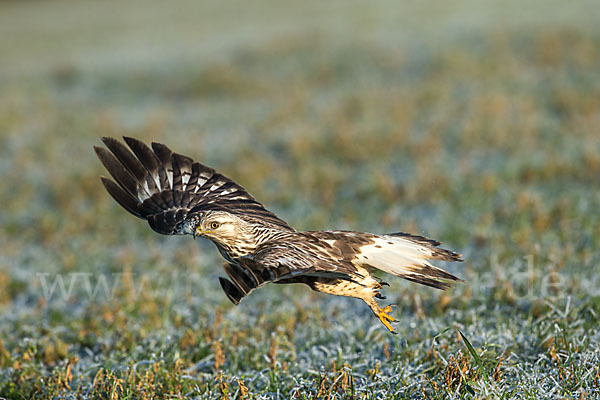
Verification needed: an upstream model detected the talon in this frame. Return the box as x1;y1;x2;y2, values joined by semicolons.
380;318;395;333
374;277;390;287
374;304;398;333
381;305;395;314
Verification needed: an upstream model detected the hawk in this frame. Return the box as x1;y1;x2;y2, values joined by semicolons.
94;137;462;333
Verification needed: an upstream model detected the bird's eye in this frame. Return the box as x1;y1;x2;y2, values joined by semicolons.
210;222;220;230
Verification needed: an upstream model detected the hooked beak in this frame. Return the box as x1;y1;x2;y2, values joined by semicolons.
194;227;214;239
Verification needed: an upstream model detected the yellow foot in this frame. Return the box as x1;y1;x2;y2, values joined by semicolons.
374;304;397;334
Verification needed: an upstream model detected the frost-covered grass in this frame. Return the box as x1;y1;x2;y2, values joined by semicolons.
1;1;599;398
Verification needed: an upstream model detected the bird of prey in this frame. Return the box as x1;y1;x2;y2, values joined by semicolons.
94;137;462;333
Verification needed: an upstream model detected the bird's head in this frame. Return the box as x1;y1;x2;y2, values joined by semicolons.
193;211;253;249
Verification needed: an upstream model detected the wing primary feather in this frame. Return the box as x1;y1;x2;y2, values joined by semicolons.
101;137;147;183
100;137;153;200
100;176;143;218
172;153;193;190
151;142;173;165
123;136;163;190
94;146;139;198
223;263;257;294
218;277;244;305
152;142;174;189
185;163;201;193
171;154;184;191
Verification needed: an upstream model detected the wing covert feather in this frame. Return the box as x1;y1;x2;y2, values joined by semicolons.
218;237;358;304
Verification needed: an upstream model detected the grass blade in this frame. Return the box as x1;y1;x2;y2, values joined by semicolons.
458;330;487;380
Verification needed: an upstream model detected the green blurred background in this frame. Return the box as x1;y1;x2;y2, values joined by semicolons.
1;0;599;398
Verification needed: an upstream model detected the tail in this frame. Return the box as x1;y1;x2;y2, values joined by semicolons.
355;232;463;290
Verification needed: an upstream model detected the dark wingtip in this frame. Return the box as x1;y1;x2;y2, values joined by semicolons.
123;135;147;143
219;277;243;305
151;141;173;164
122;136;144;149
101;136;116;144
99;175;114;190
151;141;171;152
100;176;144;219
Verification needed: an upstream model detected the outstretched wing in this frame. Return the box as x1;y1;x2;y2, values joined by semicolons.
218;234;360;304
94;136;293;234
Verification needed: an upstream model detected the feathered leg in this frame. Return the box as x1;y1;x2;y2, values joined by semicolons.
306;274;398;333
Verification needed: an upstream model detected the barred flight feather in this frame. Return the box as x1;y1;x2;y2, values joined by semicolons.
94;136;293;235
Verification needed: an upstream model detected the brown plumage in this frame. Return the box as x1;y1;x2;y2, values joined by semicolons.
95;137;463;333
